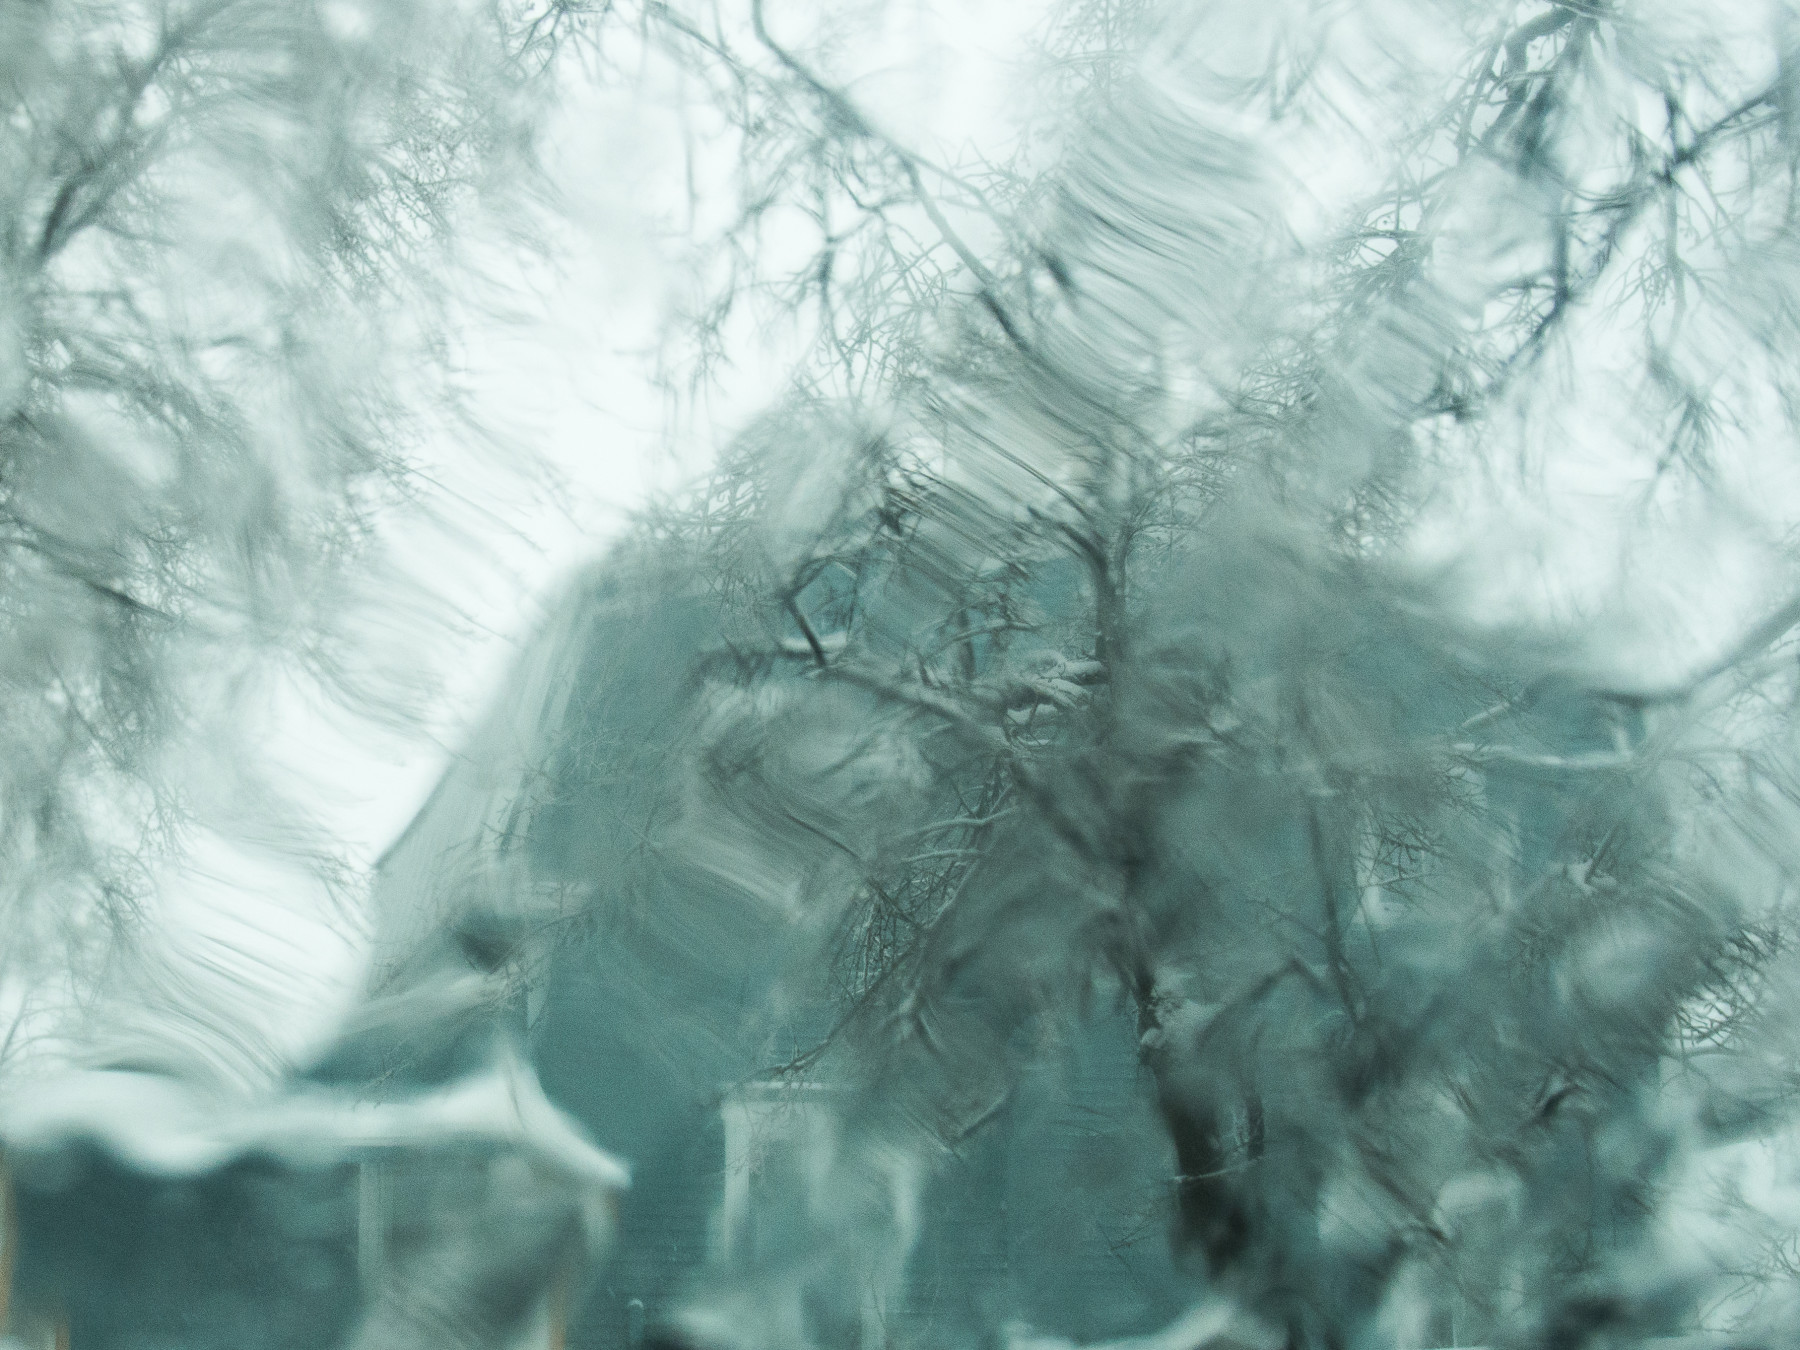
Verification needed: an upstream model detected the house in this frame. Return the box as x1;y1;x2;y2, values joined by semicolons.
359;564;1193;1350
0;975;625;1350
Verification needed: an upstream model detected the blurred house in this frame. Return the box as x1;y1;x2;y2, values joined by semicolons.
360;566;1191;1350
0;944;625;1350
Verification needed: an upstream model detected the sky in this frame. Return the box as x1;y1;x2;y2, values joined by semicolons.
119;0;1052;1081
78;0;1800;1083
357;0;1048;858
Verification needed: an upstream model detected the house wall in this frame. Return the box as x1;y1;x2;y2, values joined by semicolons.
364;563;1199;1349
530;935;1191;1350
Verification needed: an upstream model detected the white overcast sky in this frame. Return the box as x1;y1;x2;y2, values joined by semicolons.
362;0;1047;855
111;0;1800;1080
126;0;1050;1079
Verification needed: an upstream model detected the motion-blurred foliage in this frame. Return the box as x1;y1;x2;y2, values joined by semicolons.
0;0;556;1071
482;1;1800;1347
17;1;1800;1349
